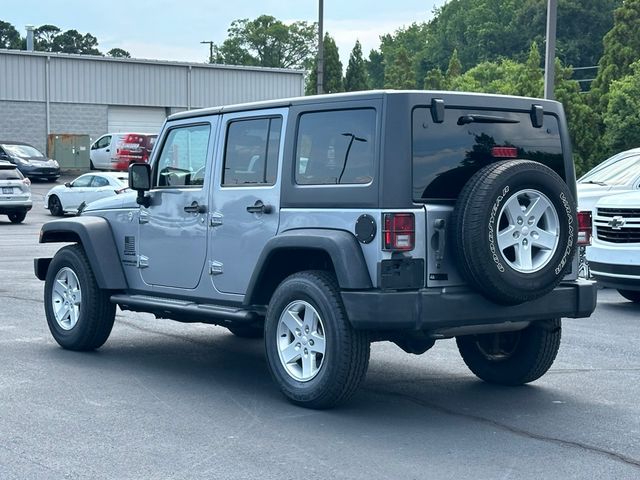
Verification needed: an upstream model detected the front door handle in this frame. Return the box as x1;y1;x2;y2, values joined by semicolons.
246;200;272;214
184;201;207;214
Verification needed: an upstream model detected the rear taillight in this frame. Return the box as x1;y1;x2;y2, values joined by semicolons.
382;213;415;251
577;210;592;246
491;146;518;158
22;178;31;186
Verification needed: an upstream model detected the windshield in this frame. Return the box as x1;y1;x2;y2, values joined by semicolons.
1;144;45;158
579;154;640;186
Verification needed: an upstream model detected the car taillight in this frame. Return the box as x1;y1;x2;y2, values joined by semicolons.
491;147;518;158
383;213;415;251
577;210;592;246
22;178;31;186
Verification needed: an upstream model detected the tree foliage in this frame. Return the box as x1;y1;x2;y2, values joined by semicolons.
34;24;61;51
384;46;416;89
0;20;21;49
107;48;131;58
213;15;316;69
366;50;385;89
344;40;370;92
603;61;640;153
306;33;343;95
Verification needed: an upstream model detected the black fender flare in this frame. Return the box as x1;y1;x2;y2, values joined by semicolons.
244;228;373;305
37;216;128;290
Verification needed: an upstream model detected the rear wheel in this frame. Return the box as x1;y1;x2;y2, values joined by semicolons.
264;271;370;409
456;319;561;385
48;195;64;216
90;160;95;170
618;289;640;303
44;244;116;351
8;211;26;223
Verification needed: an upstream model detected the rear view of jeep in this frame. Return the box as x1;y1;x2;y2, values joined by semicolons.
35;91;596;409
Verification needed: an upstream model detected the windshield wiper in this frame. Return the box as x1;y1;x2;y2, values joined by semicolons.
457;114;520;125
581;180;608;186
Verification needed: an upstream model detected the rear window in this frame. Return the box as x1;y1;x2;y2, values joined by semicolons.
412;108;565;200
0;168;23;180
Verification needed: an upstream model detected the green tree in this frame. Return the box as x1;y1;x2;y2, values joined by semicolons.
446;49;462;80
213;15;316;69
34;24;60;51
423;68;446;90
51;29;101;55
603;61;640;153
306;33;343;95
592;0;640;104
344;40;370;92
106;48;131;58
384;46;415;89
516;42;544;97
0;20;21;49
379;23;429;87
366;50;385;89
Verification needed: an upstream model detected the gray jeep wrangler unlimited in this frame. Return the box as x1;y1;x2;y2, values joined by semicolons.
35;91;596;408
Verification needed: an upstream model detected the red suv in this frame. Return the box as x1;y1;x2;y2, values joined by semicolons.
113;133;157;171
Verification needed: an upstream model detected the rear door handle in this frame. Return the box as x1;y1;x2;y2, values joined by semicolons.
184;201;207;214
246;200;272;214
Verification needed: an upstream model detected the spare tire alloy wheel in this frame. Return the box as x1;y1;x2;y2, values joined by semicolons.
454;160;577;305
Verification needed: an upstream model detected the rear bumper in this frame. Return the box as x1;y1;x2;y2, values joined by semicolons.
341;279;597;333
0;200;32;213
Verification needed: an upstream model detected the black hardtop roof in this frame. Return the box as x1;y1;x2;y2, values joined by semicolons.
168;90;563;122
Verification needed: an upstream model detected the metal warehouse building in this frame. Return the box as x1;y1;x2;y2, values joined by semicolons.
0;49;304;166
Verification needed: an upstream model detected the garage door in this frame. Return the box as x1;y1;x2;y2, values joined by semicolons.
108;106;166;134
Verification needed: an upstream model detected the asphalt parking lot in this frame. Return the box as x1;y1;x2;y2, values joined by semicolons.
0;177;639;479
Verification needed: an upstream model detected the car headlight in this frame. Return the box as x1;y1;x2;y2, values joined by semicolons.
51;159;59;167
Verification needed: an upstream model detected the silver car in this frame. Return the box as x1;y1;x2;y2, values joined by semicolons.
0;164;32;223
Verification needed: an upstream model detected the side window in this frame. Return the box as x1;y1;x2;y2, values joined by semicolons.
222;117;282;186
72;175;94;187
156;124;211;188
100;136;111;149
295;109;376;185
91;176;110;187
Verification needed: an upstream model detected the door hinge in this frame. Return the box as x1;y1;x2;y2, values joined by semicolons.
139;210;150;224
210;212;223;227
209;260;223;275
137;255;149;268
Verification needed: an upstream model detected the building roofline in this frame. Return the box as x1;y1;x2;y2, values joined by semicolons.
0;48;305;75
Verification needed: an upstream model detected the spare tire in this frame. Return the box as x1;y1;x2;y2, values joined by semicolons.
453;160;577;305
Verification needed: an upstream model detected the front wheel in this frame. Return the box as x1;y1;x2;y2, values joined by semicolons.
44;244;116;351
456;319;561;385
48;195;64;216
264;271;370;409
618;289;640;303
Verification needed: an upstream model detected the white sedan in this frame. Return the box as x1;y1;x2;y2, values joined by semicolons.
45;172;129;216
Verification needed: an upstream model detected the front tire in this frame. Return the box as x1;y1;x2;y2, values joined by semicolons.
456;319;561;385
8;211;26;223
44;244;116;351
264;271;370;409
618;289;640;303
48;195;64;216
227;324;263;339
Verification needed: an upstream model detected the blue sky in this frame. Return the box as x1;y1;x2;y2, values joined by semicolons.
4;0;446;66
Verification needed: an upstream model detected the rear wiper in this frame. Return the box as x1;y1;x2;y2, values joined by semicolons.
581;180;608;186
457;114;520;125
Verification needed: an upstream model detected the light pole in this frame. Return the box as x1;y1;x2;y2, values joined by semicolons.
544;0;557;99
201;40;214;64
317;0;324;95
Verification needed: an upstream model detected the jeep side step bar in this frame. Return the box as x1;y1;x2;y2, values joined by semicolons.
110;294;262;326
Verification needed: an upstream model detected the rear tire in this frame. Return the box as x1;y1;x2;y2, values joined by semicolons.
48;195;64;216
8;211;26;223
264;271;370;409
90;160;95;170
44;244;116;351
456;319;561;385
618;289;640;303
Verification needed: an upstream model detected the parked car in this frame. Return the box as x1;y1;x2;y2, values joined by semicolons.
35;91;596;409
0;141;60;181
0;163;32;223
90;133;157;171
588;190;640;302
44;172;129;216
577;147;640;212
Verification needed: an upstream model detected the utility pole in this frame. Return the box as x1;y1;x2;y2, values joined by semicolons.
544;0;557;99
201;40;215;64
317;0;324;95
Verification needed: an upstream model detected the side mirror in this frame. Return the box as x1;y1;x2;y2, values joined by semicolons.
64;182;71;188
129;162;151;208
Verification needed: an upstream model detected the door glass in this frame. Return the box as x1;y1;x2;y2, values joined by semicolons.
71;175;93;187
156;124;211;187
222;117;282;186
91;176;110;187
